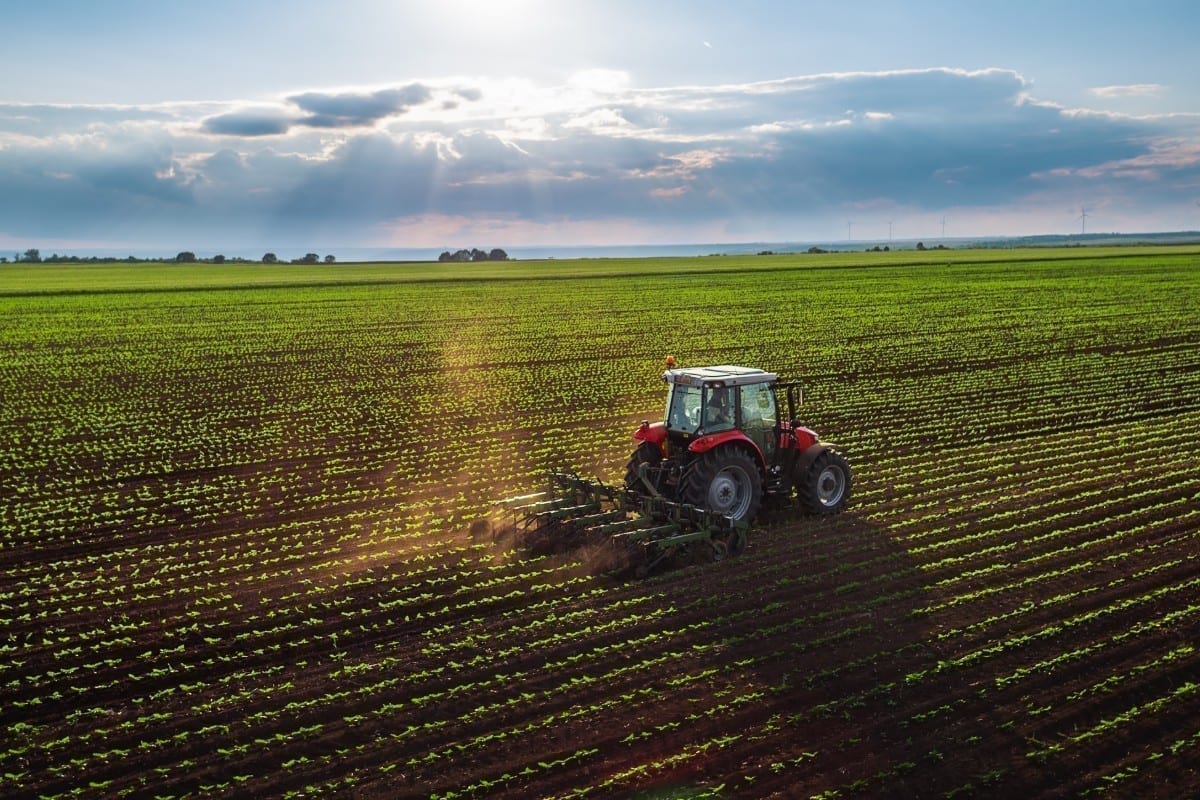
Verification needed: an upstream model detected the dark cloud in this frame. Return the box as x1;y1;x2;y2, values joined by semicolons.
198;149;248;181
202;110;295;137
794;68;1028;116
199;83;444;137
691;104;1150;213
275;133;441;223
0;138;194;241
287;83;433;128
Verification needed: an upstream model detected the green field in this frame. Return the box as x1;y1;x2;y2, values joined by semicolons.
3;246;1200;798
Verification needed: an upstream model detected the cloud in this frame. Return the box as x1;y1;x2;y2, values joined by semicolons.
1036;138;1200;181
202;108;295;137
0;103;182;137
562;108;636;134
453;87;484;103
199;83;449;138
288;83;433;128
2;68;1199;250
1089;83;1165;98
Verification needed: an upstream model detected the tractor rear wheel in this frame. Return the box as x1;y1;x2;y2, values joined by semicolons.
797;448;851;514
623;442;662;492
682;448;763;524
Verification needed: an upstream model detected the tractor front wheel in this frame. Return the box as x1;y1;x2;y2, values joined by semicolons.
797;448;852;514
683;448;763;524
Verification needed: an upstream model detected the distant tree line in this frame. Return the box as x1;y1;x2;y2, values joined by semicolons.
263;253;337;264
177;251;337;264
7;248;337;264
750;244;951;256
438;248;509;262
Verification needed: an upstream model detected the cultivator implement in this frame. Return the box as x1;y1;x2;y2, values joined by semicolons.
496;472;748;575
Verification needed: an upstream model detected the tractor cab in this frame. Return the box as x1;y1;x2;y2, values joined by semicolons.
662;365;781;461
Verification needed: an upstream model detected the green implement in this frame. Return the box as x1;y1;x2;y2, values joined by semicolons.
496;472;749;576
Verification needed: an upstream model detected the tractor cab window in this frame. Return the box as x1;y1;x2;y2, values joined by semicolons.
702;386;736;433
740;382;778;460
666;383;703;434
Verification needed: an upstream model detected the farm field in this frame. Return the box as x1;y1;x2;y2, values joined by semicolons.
2;246;1200;799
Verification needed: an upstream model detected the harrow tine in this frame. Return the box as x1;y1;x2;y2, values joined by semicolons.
565;509;626;530
611;523;681;545
533;502;601;524
584;516;652;537
499;489;550;505
508;497;573;515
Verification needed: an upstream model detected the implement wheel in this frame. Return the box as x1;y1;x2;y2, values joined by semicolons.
797;448;852;514
683;448;763;524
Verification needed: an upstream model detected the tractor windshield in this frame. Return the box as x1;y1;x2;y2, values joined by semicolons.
665;383;703;434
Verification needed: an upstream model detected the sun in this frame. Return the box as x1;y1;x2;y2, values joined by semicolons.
425;0;545;38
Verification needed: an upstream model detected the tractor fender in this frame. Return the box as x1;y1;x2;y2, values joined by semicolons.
789;424;820;452
688;430;768;474
634;421;668;452
794;442;832;477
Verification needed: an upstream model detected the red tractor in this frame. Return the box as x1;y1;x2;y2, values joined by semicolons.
499;363;851;571
624;363;851;528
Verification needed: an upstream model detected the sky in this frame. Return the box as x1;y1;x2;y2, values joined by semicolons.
3;0;1200;256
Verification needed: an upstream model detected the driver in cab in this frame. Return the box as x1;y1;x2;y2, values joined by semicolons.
705;387;735;432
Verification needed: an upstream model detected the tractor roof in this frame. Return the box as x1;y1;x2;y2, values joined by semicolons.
663;365;778;387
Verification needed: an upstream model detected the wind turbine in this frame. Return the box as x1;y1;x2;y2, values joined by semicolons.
940;216;947;240
1075;206;1090;235
847;220;854;242
888;220;894;243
